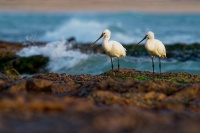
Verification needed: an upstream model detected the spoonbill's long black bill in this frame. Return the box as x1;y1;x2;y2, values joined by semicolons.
132;35;147;50
90;33;104;47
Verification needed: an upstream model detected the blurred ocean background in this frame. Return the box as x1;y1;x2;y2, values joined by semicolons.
0;12;200;75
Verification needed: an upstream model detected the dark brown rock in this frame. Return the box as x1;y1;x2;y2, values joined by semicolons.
0;69;199;133
26;79;52;93
8;80;27;93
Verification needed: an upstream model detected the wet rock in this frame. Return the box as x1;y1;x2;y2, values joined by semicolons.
26;79;52;93
7;79;52;93
12;55;49;74
8;80;27;93
0;80;7;92
144;91;167;101
51;83;80;96
88;90;125;105
33;73;64;83
167;83;200;102
0;94;95;112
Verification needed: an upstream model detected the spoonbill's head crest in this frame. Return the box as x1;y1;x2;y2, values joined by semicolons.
146;31;154;39
90;29;111;47
102;29;111;37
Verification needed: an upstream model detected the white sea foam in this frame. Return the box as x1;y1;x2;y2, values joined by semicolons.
17;40;89;73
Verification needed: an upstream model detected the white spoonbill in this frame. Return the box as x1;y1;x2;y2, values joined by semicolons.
90;29;126;71
133;31;166;77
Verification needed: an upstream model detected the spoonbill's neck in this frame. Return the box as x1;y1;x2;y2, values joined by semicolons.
102;35;112;52
103;35;110;42
147;37;155;42
102;35;110;45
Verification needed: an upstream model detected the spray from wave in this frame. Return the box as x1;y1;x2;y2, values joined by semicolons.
17;40;89;73
41;19;106;42
17;40;116;75
40;19;136;44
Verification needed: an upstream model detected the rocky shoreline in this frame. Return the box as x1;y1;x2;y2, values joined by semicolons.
0;40;200;132
1;40;200;75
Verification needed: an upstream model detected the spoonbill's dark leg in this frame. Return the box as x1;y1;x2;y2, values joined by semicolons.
110;57;114;71
118;57;120;71
159;57;162;75
151;56;155;78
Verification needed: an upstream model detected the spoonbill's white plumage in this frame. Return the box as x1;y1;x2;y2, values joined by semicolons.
91;29;126;71
133;31;166;77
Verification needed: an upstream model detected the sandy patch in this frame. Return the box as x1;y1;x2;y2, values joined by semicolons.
0;0;199;13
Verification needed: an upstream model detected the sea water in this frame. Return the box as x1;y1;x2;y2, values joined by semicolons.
0;12;200;75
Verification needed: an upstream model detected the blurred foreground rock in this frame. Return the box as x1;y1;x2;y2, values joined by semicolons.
0;69;199;133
